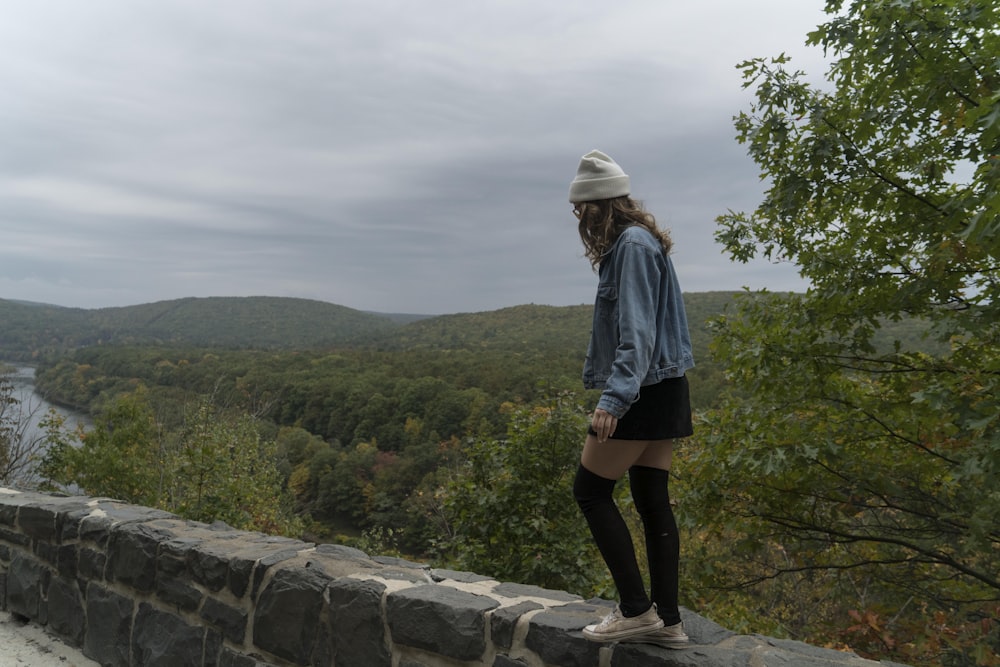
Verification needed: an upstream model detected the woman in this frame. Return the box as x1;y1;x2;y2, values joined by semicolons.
569;150;694;646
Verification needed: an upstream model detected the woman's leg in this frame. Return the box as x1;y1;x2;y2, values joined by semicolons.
573;463;650;616
629;461;682;626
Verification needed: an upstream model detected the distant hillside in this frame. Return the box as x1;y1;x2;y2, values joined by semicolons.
0;296;402;360
1;294;744;362
368;304;594;353
3;291;941;365
365;292;737;357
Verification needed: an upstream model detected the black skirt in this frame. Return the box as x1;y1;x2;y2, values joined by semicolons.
589;375;693;440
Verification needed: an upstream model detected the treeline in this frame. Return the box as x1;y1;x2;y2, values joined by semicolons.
0;296;403;360
36;344;574;452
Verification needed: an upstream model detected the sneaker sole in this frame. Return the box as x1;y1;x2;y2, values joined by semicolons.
582;621;664;642
624;635;690;648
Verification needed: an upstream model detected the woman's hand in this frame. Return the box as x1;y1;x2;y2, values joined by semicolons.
591;408;619;443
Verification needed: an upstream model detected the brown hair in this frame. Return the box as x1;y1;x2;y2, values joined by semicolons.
576;196;672;269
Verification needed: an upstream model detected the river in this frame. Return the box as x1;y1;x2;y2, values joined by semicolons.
4;364;91;446
2;364;91;492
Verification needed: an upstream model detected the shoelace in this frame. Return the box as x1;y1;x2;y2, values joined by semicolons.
595;609;624;630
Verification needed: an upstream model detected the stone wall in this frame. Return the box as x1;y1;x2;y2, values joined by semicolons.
0;488;907;667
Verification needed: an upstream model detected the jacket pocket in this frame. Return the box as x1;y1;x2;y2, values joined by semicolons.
595;283;618;322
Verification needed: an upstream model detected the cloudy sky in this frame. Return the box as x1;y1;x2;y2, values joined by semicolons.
1;1;830;315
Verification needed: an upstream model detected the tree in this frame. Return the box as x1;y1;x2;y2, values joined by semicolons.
688;1;1000;664
43;385;162;504
43;388;302;536
164;399;299;534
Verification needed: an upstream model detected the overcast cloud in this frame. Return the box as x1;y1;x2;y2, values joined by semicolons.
1;1;829;315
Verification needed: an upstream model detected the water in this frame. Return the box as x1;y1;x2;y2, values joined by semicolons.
4;365;91;438
2;364;91;489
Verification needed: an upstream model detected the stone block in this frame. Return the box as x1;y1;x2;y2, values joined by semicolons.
250;548;300;599
228;551;256;599
99;502;177;525
430;568;495;584
230;535;312;599
61;505;108;542
0;526;30;549
36;539;59;566
133;602;206;666
611;642;751;667
56;543;78;578
387;583;500;662
107;522;173;593
77;546;107;581
17;505;58;542
158;537;201;577
300;547;384;580
200;596;248;644
47;576;86;645
524;602;604;667
204;628;223;667
189;545;231;592
77;511;115;547
85;583;134;667
75;503;176;550
316;543;370;561
682;606;736;645
0;503;16;526
58;508;81;541
6;552;47;620
156;576;204;612
757;637;874;666
372;554;428;571
253;566;331;664
491;601;543;650
326;576;390;667
494;581;581;603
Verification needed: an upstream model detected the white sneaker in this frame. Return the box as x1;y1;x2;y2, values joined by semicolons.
624;621;689;647
582;604;664;642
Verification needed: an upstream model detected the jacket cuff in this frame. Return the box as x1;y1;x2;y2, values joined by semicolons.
596;393;628;419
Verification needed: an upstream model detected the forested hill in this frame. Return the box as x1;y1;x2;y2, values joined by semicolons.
0;296;404;359
1;292;741;361
367;292;734;356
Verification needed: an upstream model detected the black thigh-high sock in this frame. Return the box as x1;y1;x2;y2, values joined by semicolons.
629;465;681;625
573;464;650;617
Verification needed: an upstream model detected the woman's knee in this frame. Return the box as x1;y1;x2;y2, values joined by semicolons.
629;465;671;516
573;464;616;511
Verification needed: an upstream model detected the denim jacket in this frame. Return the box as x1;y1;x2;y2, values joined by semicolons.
582;225;695;418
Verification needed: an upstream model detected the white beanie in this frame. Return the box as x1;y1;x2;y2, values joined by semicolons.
568;149;630;203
